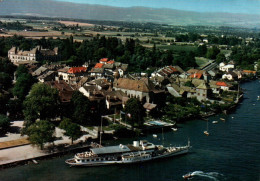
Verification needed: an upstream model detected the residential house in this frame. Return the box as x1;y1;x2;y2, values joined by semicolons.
32;66;48;77
233;70;243;79
242;70;257;77
45;80;74;103
103;90;128;111
90;63;104;78
57;67;70;83
195;81;210;102
219;62;235;72
38;71;56;83
57;66;87;84
151;65;183;77
222;71;238;81
216;81;231;91
113;77;160;103
99;58;109;64
166;83;182;97
85;79;111;91
79;85;105;103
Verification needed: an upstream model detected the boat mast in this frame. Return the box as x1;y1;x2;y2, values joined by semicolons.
100;116;103;145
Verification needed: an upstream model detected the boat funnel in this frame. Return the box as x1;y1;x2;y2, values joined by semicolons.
133;141;139;147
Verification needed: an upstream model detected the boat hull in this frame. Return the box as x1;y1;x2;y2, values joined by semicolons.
66;147;190;167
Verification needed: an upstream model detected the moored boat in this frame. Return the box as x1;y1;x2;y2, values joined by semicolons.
65;140;191;167
203;131;209;136
220;118;225;122
171;128;178;131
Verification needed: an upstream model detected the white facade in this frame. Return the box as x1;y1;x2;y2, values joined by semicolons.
113;87;150;103
58;72;70;83
8;48;36;64
222;74;234;80
219;63;235;72
79;87;91;97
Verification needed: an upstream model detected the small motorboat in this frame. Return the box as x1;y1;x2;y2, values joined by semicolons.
153;134;157;138
220;118;225;122
182;173;193;179
204;131;209;136
171;128;178;131
212;121;218;124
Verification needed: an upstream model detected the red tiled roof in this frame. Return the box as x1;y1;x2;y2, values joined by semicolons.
107;60;115;64
243;70;256;74
67;67;87;74
169;66;178;72
216;81;227;86
190;73;203;79
94;63;104;68
100;58;108;62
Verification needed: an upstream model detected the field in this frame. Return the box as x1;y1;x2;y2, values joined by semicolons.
58;21;95;27
157;44;197;52
5;30;73;39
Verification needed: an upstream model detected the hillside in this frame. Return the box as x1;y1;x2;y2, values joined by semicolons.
0;0;260;27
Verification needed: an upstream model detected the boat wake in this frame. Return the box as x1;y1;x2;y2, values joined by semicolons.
190;171;224;180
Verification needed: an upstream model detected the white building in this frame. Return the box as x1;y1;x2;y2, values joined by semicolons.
219;62;235;72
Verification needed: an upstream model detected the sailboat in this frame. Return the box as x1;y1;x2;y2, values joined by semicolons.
204;120;209;136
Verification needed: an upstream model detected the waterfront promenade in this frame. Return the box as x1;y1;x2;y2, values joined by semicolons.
0;121;90;168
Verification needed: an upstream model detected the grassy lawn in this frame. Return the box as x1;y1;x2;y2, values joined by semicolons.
195;57;211;68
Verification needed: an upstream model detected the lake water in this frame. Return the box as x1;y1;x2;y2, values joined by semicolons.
1;80;260;181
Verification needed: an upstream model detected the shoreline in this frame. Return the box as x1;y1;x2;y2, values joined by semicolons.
0;143;91;170
0;81;248;170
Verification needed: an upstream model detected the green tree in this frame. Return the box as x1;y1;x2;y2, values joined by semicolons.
125;98;145;127
196;44;207;57
0;72;12;89
7;99;23;119
216;53;227;64
70;91;91;125
26;120;55;150
206;46;220;59
0;114;11;135
15;65;29;78
59;118;81;144
0;91;9;115
12;73;35;100
23;83;60;127
0;58;16;76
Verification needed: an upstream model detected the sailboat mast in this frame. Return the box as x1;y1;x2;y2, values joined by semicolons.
100;116;103;145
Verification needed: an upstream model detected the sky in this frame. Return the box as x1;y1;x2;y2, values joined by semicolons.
54;0;260;15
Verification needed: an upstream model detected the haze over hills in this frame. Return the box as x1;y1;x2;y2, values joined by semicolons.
0;0;260;27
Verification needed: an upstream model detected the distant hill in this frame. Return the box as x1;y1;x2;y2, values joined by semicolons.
0;0;260;27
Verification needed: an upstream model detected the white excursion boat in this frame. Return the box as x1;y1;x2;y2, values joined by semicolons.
65;140;191;167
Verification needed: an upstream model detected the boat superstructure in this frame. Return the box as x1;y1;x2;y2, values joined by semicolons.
66;140;191;167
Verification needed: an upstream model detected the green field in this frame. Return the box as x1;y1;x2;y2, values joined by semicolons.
195;57;211;68
157;44;197;52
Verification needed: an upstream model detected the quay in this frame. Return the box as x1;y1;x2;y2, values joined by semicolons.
0;121;95;170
